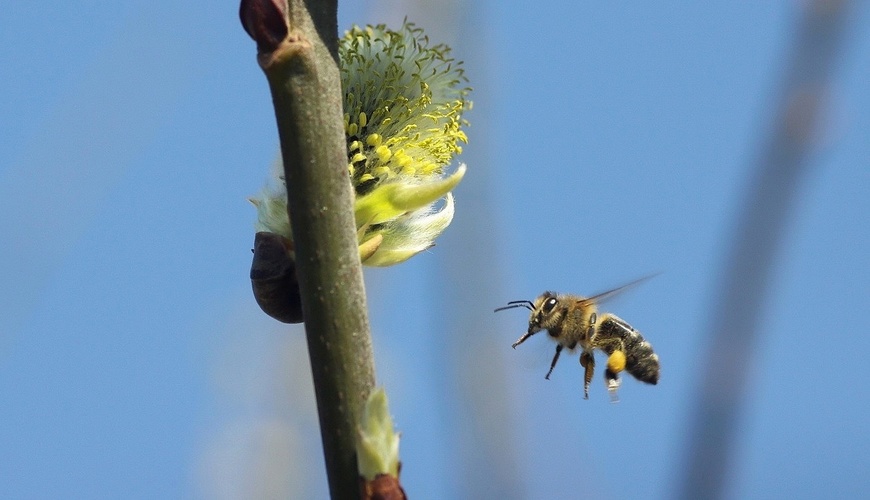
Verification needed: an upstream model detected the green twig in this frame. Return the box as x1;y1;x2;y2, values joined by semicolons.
241;0;376;498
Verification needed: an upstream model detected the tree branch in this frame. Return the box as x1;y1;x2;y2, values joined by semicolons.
241;1;376;498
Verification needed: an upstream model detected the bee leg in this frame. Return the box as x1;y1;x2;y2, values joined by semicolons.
605;350;627;403
545;344;563;380
511;330;538;349
605;371;621;403
579;351;595;400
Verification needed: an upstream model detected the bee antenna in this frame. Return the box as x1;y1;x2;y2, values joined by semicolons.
494;300;534;313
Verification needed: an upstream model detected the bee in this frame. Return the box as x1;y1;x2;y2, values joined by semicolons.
495;277;659;400
250;231;304;324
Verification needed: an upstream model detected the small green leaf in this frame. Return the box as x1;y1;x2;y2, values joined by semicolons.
356;388;400;480
354;164;465;226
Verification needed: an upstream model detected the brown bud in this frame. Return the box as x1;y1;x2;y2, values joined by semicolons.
250;232;304;323
239;0;288;53
360;473;407;500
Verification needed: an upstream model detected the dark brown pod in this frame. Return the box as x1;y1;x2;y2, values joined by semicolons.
360;473;407;500
239;0;288;54
250;231;304;323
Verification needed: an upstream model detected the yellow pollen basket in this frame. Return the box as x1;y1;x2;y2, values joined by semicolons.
607;350;627;373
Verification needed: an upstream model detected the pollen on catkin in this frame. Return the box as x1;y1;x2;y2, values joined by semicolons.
252;21;471;267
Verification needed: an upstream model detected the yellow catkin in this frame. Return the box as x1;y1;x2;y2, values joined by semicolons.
366;134;382;147
421;163;438;174
374;166;392;178
375;145;392;162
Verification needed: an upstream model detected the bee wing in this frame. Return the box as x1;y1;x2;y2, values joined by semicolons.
576;274;659;307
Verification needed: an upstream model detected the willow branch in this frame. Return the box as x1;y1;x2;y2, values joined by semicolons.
241;1;376;498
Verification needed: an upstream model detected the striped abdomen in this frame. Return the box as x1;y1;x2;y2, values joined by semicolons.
595;314;659;384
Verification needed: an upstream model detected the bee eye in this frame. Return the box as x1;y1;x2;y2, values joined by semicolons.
542;297;558;314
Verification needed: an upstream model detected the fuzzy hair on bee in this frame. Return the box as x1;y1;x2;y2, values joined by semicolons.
495;277;660;401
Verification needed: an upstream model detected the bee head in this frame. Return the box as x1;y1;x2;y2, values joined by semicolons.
495;292;562;334
529;292;561;333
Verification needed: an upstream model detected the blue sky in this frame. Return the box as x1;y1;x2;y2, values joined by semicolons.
1;1;868;499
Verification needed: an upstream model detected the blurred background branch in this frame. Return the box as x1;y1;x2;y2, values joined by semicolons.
367;1;525;497
678;1;854;498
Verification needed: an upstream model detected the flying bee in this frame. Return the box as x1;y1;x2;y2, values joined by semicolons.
495;277;660;401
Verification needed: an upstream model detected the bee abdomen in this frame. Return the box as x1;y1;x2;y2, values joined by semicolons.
597;314;660;385
251;232;304;324
627;350;659;385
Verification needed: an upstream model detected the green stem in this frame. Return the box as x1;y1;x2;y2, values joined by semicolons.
243;1;376;497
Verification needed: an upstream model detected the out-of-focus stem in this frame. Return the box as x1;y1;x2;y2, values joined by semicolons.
678;1;853;498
